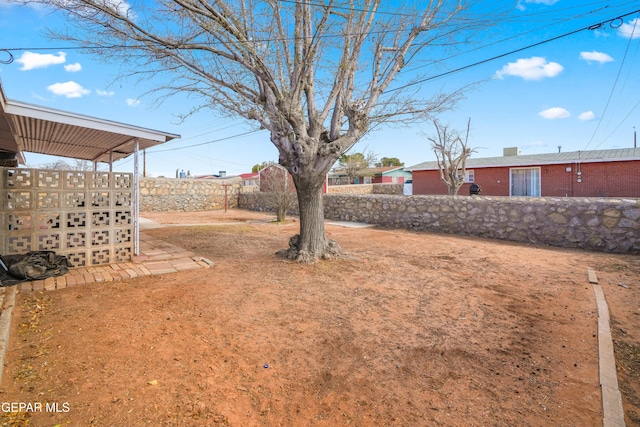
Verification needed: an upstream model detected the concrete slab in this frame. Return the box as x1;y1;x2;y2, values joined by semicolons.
0;286;16;385
139;217;164;230
592;282;626;427
326;221;375;229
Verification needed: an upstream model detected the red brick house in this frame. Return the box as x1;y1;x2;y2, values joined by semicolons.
239;172;259;189
259;164;296;193
329;166;411;185
406;148;640;197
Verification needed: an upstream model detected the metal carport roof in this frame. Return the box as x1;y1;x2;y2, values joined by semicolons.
0;80;181;257
0;80;180;164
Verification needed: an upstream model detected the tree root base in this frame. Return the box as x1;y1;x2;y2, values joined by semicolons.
276;234;346;263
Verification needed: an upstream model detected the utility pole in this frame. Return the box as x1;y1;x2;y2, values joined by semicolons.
634;126;637;148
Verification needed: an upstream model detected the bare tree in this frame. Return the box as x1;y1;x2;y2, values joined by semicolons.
429;118;475;195
39;159;98;171
19;0;493;261
338;151;377;184
259;165;297;223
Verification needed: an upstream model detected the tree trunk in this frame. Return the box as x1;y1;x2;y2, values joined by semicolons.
276;205;286;222
276;173;341;263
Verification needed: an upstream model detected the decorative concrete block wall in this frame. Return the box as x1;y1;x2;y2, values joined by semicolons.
139;177;242;212
1;167;133;266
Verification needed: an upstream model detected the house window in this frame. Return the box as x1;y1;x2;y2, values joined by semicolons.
464;170;474;183
456;169;474;183
510;167;541;197
364;176;372;184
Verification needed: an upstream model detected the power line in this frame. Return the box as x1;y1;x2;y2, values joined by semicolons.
387;8;640;93
588;12;640;150
2;2;629;61
151;129;266;153
401;2;615;76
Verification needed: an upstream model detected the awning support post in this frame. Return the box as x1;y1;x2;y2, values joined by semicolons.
133;138;140;256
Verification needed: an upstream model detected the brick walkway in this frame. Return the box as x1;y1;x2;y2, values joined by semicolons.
20;232;213;292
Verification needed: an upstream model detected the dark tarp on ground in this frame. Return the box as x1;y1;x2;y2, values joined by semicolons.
0;251;72;287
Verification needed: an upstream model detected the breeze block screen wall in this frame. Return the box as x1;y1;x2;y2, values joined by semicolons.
0;167;134;267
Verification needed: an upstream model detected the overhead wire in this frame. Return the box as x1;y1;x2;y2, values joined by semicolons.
151;129;266;153
3;2;639;162
134;7;640;159
584;12;639;151
1;2;631;59
386;8;640;93
401;2;615;75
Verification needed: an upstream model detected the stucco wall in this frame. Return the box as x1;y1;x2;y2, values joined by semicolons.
140;177;241;212
239;192;640;253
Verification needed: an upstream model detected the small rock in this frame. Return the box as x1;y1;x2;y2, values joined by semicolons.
148;380;158;386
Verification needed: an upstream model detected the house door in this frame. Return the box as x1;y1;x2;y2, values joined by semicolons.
510;167;541;196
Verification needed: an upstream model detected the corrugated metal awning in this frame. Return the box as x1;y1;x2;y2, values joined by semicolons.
0;81;179;164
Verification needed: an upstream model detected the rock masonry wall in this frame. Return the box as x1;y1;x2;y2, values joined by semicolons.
239;193;640;253
327;183;403;195
323;194;640;253
140;177;242;212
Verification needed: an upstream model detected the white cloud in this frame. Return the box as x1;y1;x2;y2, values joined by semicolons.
47;81;90;98
0;0;44;9
126;98;141;107
578;111;596;121
495;56;563;80
618;18;640;39
57;0;133;17
539;107;570;119
106;0;132;15
16;51;66;71
64;62;82;72
579;51;614;63
96;89;115;97
516;0;559;10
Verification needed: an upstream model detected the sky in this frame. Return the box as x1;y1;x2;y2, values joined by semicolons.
0;0;639;177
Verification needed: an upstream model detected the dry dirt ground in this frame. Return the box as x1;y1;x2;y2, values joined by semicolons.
0;209;639;427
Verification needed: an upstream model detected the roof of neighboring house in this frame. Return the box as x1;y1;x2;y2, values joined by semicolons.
0;80;179;164
239;172;259;179
405;148;640;171
330;166;406;177
259;163;287;173
369;166;406;175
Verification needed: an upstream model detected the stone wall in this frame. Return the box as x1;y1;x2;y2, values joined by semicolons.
140;177;241;212
324;195;640;253
372;184;404;195
239;193;640;253
327;183;402;195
